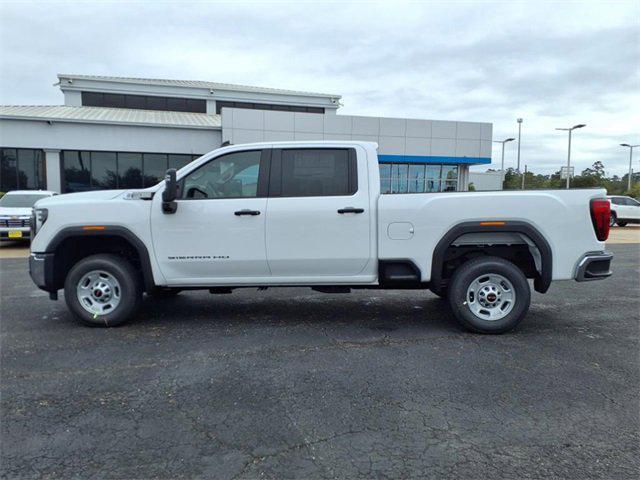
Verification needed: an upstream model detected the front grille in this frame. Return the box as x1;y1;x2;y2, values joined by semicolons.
0;219;28;228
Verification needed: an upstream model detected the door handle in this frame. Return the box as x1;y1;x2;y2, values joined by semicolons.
234;209;261;216
337;207;365;214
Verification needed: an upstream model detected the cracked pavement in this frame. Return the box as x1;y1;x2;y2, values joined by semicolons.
1;244;638;479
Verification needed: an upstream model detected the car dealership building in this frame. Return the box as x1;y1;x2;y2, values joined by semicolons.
0;74;492;194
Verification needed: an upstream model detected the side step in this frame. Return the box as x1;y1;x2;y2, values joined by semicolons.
380;262;420;283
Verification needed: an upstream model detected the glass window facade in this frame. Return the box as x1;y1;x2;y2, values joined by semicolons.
379;163;458;193
81;92;206;113
216;100;324;115
0;148;46;192
61;151;201;192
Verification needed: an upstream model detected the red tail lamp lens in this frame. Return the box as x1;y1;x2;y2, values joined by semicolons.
590;198;610;241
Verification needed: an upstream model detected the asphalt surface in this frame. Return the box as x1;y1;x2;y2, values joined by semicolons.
1;244;638;479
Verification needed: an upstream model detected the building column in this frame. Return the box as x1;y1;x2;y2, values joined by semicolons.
44;149;62;193
206;99;217;115
63;91;82;106
459;165;470;191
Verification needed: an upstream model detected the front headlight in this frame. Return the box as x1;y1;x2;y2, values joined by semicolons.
31;208;48;236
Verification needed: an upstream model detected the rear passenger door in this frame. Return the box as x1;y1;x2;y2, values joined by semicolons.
265;147;372;279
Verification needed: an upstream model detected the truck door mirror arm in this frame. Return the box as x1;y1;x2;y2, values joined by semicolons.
162;169;178;214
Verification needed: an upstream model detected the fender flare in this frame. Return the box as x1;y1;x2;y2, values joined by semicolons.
431;221;553;293
45;226;156;292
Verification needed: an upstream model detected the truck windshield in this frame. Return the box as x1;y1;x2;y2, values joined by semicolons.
0;194;50;208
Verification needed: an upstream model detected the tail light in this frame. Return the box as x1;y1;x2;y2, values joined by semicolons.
590;198;610;241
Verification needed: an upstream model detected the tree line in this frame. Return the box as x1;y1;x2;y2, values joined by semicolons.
488;161;640;198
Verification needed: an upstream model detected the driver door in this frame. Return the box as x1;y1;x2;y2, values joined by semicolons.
151;149;271;285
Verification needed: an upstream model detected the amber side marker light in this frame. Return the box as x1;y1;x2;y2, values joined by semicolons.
82;226;106;231
480;221;506;226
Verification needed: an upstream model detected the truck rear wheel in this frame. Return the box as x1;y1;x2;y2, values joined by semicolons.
64;254;142;327
448;256;531;334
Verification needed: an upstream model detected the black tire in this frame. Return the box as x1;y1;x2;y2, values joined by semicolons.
617;221;627;227
448;256;531;334
64;254;142;327
610;213;617;227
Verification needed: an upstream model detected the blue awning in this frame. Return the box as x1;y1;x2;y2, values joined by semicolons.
378;154;491;165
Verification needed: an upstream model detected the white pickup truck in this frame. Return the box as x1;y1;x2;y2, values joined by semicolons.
29;141;613;333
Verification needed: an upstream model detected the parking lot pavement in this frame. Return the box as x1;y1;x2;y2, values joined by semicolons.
0;240;30;259
1;245;638;479
608;224;640;244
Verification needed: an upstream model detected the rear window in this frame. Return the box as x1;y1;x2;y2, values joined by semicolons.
279;149;356;197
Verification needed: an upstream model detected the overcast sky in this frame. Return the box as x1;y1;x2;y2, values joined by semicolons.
1;0;638;175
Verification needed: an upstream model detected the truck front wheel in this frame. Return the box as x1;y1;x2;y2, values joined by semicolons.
448;256;531;334
64;254;142;327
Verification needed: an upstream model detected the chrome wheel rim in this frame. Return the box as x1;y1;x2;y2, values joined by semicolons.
610;215;616;227
76;270;121;316
466;273;515;321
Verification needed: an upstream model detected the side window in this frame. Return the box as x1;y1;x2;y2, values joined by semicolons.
611;197;621;205
628;198;640;207
182;150;262;199
276;148;356;197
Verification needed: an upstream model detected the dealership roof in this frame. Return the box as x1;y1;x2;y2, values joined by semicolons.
0;105;221;129
57;74;341;99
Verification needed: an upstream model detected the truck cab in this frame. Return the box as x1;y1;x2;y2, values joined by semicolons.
29;141;613;333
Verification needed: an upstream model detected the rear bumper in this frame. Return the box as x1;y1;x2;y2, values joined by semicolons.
575;251;613;282
29;253;56;292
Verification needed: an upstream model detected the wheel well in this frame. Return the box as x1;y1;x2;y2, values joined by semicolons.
440;243;539;284
431;223;552;294
51;234;148;292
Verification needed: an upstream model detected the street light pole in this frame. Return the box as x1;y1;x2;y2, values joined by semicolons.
567;129;572;189
516;118;523;173
556;124;586;189
493;137;515;171
620;143;640;192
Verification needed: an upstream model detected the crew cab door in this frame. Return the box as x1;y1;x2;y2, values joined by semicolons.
151;149;271;284
265;147;373;279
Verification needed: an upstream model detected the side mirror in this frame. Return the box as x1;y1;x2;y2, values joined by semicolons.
162;169;178;214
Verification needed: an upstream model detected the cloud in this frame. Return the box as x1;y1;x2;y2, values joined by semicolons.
0;0;638;175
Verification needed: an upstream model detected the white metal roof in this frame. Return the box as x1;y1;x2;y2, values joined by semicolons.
57;74;341;99
0;105;221;129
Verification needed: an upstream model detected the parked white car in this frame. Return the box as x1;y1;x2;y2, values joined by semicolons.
29;141;613;333
608;195;640;227
0;190;57;241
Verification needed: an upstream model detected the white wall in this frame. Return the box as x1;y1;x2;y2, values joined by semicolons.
469;171;505;191
0;119;221;155
221;109;492;161
63;91;82;106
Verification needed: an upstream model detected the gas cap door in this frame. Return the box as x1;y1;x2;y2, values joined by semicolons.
387;222;415;240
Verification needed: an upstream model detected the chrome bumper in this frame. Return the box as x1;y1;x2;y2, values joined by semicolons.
575;251;613;282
